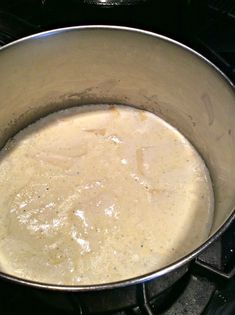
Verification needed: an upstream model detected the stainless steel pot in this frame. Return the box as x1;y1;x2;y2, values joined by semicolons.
0;26;234;308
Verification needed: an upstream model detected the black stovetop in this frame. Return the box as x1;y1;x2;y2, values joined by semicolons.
0;1;235;314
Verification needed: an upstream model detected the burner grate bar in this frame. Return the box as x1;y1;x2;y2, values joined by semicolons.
137;283;155;315
194;259;235;280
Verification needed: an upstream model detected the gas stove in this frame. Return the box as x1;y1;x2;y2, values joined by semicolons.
0;1;235;314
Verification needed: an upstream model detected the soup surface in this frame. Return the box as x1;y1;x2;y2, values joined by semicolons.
0;105;214;285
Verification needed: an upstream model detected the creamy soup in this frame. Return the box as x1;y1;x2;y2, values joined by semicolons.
0;105;214;285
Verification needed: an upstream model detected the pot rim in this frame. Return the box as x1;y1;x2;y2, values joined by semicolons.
0;25;234;291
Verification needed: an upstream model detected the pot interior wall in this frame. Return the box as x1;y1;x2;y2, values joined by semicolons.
0;27;235;235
